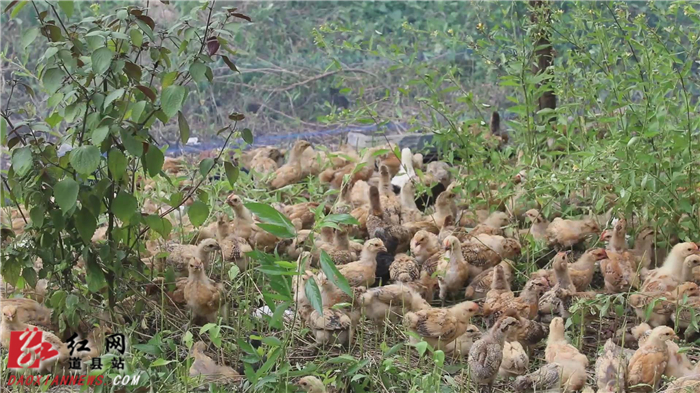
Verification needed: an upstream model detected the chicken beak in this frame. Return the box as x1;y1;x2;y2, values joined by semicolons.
379;245;387;252
672;333;679;340
599;230;608;241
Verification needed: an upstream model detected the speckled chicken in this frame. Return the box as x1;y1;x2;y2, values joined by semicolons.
403;300;480;350
429;189;458;228
445;324;482;357
226;194;280;252
389;253;420;283
411;230;441;266
464;260;514;300
437;236;471;303
189;341;241;385
367;186;414;254
630;282;700;327
483;268;548;326
544;317;589;392
627;326;678;392
306;307;352;347
513;363;563;393
662;375;700;393
320;147;378;190
317;228;357;265
359;283;430;323
184;258;224;324
601;217;641;293
546;217;600;249
468;316;520;393
595;339;630;393
539;252;577;321
159;238;221;276
462;234;521;277
270;140;312;189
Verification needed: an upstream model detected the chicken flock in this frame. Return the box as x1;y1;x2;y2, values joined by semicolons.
2;125;700;392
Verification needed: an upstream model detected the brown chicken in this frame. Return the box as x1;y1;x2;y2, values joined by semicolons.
216;214;253;271
0;297;53;329
279;201;324;230
430;190;458;228
544;317;589;392
662;375;700;393
270;140;313;189
184;258;224;324
319;239;385;307
627;326;678;392
635;322;697;378
567;248;608;291
399;180;424;223
378;165;402;223
1;305;68;373
468;316;521;393
464;260;515;300
545;217;600;249
631;227;656;272
389;253;421;283
249;147;281;180
359;283;430;323
469;211;510;237
411;230;441;266
499;340;529;379
520;209;549;242
445;324;482;357
539;252;577;321
404;300;480;350
226;194;279;252
189;341;241;385
320;147;379;189
438;215;470;243
437;236;471;303
296;376;327;393
513;363;563;393
629;282;700;327
306;307;352;347
601;218;642;293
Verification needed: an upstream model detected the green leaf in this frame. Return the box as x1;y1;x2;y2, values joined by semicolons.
245;202;296;238
145;146;164;177
322;214;360;226
241;128;254;144
85;257;106;293
144;215;172;239
199;158;215;176
103;88;124;110
188;200;209;227
92;47;114;75
304;277;323;315
11;146;33;177
120;129;143;156
1;259;21;287
108;148;127;178
161;85;186;119
319;250;352;297
42;67;64;94
10;0;27;19
224;161;239;187
161;71;177;89
75;208;96;244
178;111;189;144
112;191;138;223
46;112;62;128
29;206;45;228
21;27;39;50
54;178;79;213
92;125;110;145
70;145;101;174
150;358;174;368
129;28;143;47
131;101;146;122
189;61;207;83
57;1;73;17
